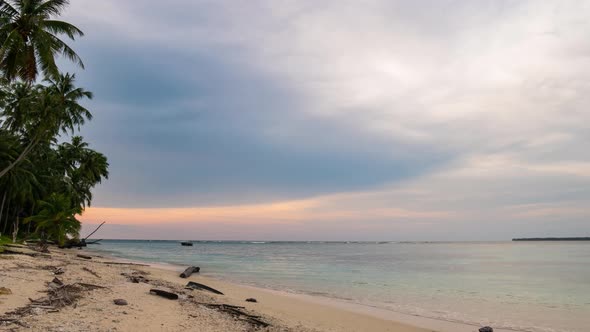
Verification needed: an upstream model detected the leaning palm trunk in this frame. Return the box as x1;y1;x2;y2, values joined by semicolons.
0;192;6;234
2;198;10;235
0;138;38;179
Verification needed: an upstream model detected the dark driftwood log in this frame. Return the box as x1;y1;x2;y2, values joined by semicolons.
186;281;224;295
179;266;200;278
76;254;92;260
100;261;149;266
149;289;179;300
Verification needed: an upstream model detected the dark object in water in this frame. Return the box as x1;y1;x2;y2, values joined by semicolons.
180;241;193;246
479;327;493;332
180;266;200;278
149;289;179;300
512;237;590;241
186;281;224;295
113;299;128;306
245;298;257;303
76;254;92;260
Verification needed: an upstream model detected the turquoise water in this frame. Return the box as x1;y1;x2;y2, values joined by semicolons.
89;240;590;332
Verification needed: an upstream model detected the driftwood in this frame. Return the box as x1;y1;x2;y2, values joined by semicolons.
149;289;179;300
0;280;105;328
186;281;224;295
51;277;64;286
194;302;269;328
82;267;101;278
100;261;149;266
84;222;106;241
1;246;49;257
194;302;244;309
76;254;92;260
121;272;149;283
179;266;200;278
76;283;107;290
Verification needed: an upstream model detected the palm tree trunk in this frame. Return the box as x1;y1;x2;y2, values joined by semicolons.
12;211;19;243
0;192;6;233
26;201;35;236
0;138;39;179
2;197;11;235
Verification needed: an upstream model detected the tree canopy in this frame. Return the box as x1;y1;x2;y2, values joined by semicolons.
0;0;107;245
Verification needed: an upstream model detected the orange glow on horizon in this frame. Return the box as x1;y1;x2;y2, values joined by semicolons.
79;192;451;226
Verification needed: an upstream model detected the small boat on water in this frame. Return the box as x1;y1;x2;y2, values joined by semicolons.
180;241;193;246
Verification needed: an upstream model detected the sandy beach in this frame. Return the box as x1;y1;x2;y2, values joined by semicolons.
0;246;444;332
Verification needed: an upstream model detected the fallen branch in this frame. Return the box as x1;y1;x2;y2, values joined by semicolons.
76;254;92;260
193;301;269;328
149;289;179;300
76;283;107;290
100;261;149;266
84;222;106;241
186;281;223;295
82;267;101;278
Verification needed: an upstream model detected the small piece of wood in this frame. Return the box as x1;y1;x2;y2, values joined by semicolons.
179;266;200;278
82;267;101;278
149;289;178;300
186;281;224;295
76;254;92;260
246;298;257;303
76;283;107;290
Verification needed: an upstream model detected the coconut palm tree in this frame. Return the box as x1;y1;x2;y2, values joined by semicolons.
57;136;108;208
45;73;93;134
25;192;81;246
0;154;38;237
0;0;84;82
0;73;93;178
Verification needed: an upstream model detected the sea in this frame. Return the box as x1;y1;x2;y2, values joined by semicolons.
88;240;590;332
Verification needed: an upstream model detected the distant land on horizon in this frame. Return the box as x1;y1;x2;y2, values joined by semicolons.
512;237;590;241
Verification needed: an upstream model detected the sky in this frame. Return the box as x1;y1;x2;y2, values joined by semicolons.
62;0;590;241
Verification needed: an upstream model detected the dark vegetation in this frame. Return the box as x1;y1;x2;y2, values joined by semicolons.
0;0;108;247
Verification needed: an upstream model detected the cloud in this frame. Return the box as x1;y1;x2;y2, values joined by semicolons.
60;0;590;239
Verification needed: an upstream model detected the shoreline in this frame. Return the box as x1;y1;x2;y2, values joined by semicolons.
1;246;433;331
85;246;512;332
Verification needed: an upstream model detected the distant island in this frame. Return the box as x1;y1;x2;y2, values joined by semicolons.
512;237;590;241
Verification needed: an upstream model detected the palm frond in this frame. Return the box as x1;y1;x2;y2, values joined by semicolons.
43;19;83;39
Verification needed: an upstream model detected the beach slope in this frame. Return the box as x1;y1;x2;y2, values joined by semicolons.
0;248;432;332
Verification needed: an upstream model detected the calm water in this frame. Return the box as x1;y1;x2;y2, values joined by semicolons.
89;240;590;332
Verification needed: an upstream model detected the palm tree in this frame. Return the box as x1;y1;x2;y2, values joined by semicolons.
57;136;108;208
25;192;80;246
45;73;93;134
0;154;38;237
0;0;84;82
0;73;93;178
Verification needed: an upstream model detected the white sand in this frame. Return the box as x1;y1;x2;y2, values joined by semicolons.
0;248;494;332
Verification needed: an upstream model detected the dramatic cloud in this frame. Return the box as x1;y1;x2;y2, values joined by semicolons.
68;1;590;240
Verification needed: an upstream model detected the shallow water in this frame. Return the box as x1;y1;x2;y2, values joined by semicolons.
89;240;590;332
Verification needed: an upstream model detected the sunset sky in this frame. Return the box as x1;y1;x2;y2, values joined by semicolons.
65;1;590;240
